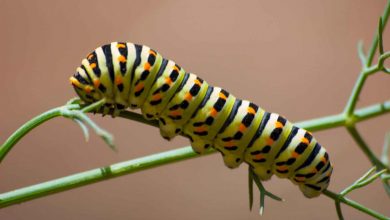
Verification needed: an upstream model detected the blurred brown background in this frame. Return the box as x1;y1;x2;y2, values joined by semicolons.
1;0;389;219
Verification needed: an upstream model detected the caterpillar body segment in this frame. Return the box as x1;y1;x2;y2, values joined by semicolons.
158;73;209;141
70;42;333;198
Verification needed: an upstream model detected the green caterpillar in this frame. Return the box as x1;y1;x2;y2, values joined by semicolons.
69;42;333;198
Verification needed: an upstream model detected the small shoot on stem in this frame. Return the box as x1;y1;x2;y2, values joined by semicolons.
340;167;387;197
73;119;90;142
248;166;254;211
248;167;284;215
377;16;390;74
381;133;390;196
335;200;344;220
378;17;384;56
358;40;367;67
60;98;117;151
66;97;82;106
382;132;390;166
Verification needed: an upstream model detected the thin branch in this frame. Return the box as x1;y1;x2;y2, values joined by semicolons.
0;146;214;208
358;40;367;67
0;105;77;163
341;167;387;196
335;201;344;220
344;0;390;116
1;99;390;208
366;0;390;67
346;126;387;170
322;190;389;220
0;99;111;163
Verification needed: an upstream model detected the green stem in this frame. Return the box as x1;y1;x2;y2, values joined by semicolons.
0;105;78;163
366;0;390;67
0;146;214;208
1;100;390;209
119;100;390;133
119;111;159;128
343;68;378;116
0;100;111;164
344;0;390;116
322;190;389;220
335;201;344;220
346;126;387;170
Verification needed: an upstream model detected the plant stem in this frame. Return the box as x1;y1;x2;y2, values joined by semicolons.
0;105;78;163
344;0;390;116
119;100;390;132
0;100;390;209
346;126;387;170
0;146;213;208
322;190;389;220
366;0;390;67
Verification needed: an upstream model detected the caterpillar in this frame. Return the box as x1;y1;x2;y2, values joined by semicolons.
69;42;333;198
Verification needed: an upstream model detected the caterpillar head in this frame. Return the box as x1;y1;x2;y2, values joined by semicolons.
69;73;102;104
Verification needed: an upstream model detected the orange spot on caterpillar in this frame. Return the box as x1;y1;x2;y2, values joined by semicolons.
194;79;202;86
149;50;157;56
291;152;299;158
93;79;100;88
266;138;274;146
118;55;126;63
185;92;193;101
301;137;310;144
117;43;126;48
115;75;123;85
165;77;172;85
210;108;218;117
195;126;207;133
321;156;327;163
87;54;94;60
152;93;162;101
134;83;144;92
84;85;93;93
247;107;256;115
254;154;264;160
225;140;236;147
277;165;288;171
275;121;284;128
170;110;182;117
90;63;97;69
218;92;227;100
144;62;151;70
295;176;305;181
239;124;246;132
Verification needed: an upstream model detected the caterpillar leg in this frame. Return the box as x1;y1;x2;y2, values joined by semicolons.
214;101;264;169
298;167;331;198
99;102;124;117
183;87;235;154
158;117;182;140
187;135;212;154
157;73;210;141
300;161;332;198
244;113;293;180
292;145;333;198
